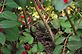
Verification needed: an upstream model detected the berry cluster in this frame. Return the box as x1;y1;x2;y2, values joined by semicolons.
22;44;31;54
18;15;32;25
0;28;3;32
63;0;69;3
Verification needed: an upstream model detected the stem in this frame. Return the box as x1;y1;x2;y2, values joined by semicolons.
0;47;2;54
64;9;77;35
62;37;68;54
0;0;6;13
22;8;28;26
32;0;54;42
35;0;50;22
12;42;17;54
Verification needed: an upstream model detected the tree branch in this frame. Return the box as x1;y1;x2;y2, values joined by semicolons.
62;37;68;54
64;9;77;35
35;0;50;22
32;0;54;42
22;8;28;26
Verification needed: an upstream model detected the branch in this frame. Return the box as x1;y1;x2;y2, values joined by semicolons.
64;9;77;35
32;0;54;42
0;47;2;54
12;42;17;54
22;8;28;26
0;0;6;13
35;0;50;22
62;37;68;54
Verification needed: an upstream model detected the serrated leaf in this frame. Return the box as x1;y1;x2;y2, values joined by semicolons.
52;0;72;12
65;28;72;33
7;44;12;51
38;42;44;52
24;32;34;44
4;27;19;41
6;0;19;8
16;47;25;54
55;36;65;45
51;18;60;29
77;0;82;9
28;36;34;44
0;20;19;28
53;45;63;54
60;19;71;28
1;47;11;54
0;32;6;45
25;29;30;33
68;36;81;41
16;43;25;54
67;41;82;51
0;11;17;21
31;44;37;53
20;32;34;44
77;29;82;36
78;21;82;29
28;50;32;54
31;26;36;32
38;20;46;32
13;0;29;8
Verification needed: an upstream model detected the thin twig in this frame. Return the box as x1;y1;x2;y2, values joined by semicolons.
64;9;77;35
35;0;50;22
0;0;6;13
0;47;2;54
62;37;68;54
32;0;54;42
22;8;28;26
12;42;17;54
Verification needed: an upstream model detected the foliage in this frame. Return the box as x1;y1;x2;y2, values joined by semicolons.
0;0;82;54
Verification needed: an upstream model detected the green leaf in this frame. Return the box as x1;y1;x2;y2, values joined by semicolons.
55;36;65;45
0;11;17;21
59;19;71;28
78;21;82;29
7;44;12;51
25;29;30;33
31;44;37;53
16;48;25;54
13;0;29;8
0;32;6;45
38;20;46;32
67;41;82;51
16;43;25;54
65;28;72;33
28;50;32;54
51;18;60;29
28;36;34;44
20;32;34;44
6;0;19;8
53;45;63;54
1;47;11;54
52;0;72;12
31;26;36;32
68;36;81;41
24;32;34;44
4;27;19;41
0;20;19;28
37;42;44;52
77;29;82;36
77;0;82;9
